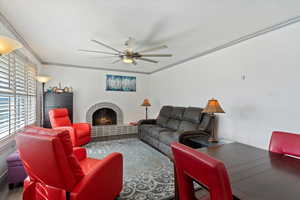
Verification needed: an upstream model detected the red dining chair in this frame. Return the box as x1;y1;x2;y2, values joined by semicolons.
16;126;123;200
171;142;233;200
49;108;91;146
269;131;300;157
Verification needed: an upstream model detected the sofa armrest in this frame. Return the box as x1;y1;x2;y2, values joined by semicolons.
73;147;87;161
73;123;91;132
178;130;210;143
138;119;157;126
53;126;77;146
70;153;123;200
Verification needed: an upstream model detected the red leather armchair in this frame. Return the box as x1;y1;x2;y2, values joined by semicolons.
16;126;123;200
49;108;91;146
269;131;300;157
171;142;233;200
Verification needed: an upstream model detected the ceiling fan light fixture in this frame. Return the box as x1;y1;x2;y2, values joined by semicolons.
122;56;133;64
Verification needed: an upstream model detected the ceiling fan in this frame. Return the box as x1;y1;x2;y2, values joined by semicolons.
78;37;172;65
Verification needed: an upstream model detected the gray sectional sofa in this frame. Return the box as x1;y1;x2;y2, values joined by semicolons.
138;106;214;157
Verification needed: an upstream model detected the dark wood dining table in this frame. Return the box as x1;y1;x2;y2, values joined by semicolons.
197;142;300;200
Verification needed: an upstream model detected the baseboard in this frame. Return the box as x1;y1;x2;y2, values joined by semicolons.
92;134;137;142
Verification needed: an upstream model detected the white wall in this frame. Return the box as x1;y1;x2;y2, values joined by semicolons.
149;22;300;150
41;65;150;123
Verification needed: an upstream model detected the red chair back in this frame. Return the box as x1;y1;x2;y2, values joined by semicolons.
269;131;300;157
49;108;72;128
171;142;233;200
16;126;84;192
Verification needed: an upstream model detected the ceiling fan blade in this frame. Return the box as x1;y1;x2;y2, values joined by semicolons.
140;54;172;57
138;45;168;53
91;39;122;53
78;49;119;55
136;57;158;63
112;59;121;64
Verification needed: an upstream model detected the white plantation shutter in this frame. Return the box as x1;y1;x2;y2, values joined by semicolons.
0;53;37;140
27;67;37;124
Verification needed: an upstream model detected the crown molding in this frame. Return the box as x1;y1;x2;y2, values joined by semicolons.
0;11;43;64
150;15;300;74
42;62;151;75
1;9;300;75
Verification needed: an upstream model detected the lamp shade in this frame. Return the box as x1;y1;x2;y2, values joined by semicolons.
202;98;225;114
0;36;23;55
36;75;52;83
141;99;151;107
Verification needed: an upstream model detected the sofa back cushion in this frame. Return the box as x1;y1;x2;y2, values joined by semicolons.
182;107;203;123
166;119;181;130
157;116;169;127
170;107;185;120
157;106;173;127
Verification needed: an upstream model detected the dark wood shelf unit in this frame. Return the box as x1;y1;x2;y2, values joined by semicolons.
43;92;73;128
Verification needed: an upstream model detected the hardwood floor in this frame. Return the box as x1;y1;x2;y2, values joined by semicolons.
2;186;208;200
6;187;22;200
0;185;22;200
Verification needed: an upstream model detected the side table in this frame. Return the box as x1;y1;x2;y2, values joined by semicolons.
183;135;233;149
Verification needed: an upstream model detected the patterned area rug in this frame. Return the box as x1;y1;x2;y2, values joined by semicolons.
85;139;175;200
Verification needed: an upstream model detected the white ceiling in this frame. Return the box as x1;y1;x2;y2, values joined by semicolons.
1;0;300;74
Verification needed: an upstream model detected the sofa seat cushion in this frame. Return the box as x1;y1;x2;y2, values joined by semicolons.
147;126;170;139
159;131;181;145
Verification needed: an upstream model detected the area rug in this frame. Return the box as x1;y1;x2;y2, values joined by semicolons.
85;138;175;200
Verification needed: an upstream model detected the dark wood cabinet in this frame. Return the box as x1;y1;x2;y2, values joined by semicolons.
43;92;73;128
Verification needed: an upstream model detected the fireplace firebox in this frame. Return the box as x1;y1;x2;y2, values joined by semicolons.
92;108;117;126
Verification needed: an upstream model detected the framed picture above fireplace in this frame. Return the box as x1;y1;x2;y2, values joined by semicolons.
106;74;136;92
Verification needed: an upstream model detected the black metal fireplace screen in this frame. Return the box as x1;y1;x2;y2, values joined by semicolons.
92;108;117;126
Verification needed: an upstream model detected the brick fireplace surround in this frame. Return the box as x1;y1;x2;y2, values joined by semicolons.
86;102;137;139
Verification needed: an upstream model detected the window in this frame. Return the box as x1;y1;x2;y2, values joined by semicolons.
0;53;37;140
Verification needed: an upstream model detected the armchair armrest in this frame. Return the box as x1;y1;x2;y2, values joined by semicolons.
53;126;77;146
70;153;123;200
73;123;91;132
73;147;87;161
138;119;157;126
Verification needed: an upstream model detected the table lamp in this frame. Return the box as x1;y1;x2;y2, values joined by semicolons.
141;99;151;120
36;75;52;127
202;98;225;142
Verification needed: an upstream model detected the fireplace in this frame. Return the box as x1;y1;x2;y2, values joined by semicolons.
92;108;117;126
86;102;124;125
86;102;137;138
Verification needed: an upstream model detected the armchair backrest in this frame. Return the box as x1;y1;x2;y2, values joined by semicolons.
16;126;84;191
269;131;300;157
49;108;72;128
171;142;233;200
